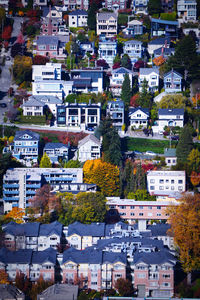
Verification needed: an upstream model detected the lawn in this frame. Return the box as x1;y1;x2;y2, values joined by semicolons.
122;137;178;154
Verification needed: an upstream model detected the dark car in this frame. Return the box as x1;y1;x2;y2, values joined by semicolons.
171;135;179;140
0;103;7;108
87;127;94;131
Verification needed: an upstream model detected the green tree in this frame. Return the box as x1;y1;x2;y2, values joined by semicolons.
187;148;200;172
128;189;156;201
104;128;122;166
121;54;132;70
121;73;131;108
158;94;190;109
39;152;52;168
64;160;81;168
137;78;153;109
0;7;5;29
148;0;162;15
176;125;194;163
87;3;97;31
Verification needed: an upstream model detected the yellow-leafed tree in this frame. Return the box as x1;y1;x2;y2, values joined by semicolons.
83;159;120;196
4;207;25;224
0;270;9;284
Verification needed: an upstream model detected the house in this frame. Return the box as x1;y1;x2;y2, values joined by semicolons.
110;67;133;96
77;134;101;162
151;18;178;38
0;284;25;300
148;37;171;55
106;100;125;130
43;143;69;164
123;40;143;64
129;107;149;129
0;0;9;12
38;221;63;251
37;284;78;300
147;223;174;250
32;80;73;100
57;102;101;129
133;250;176;297
96;12;117;37
13;130;40;166
164;148;177;167
102;0;127;11
163;70;183;93
63;0;89;10
68;10;88;27
177;0;197;21
34;0;48;7
21;97;45;117
131;0;149;14
147;170;186;194
71;68;104;94
123;19;143;36
138;68;159;92
153;47;175;59
98;39;117;66
32;63;62;81
107;197;177;224
42;6;63;22
67;221;105;249
79;41;95;57
3;168;90;212
61;247;126;290
35;36;67;60
154;108;184;134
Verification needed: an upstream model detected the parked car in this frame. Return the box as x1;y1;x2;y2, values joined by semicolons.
87;127;94;131
145;151;156;156
0;103;7;108
171;135;179;140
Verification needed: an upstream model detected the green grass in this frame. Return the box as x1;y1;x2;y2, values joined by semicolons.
121;137;178;154
38;132;60;143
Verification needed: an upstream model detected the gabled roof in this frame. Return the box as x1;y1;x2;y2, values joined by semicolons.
164;69;183;79
134;249;176;265
78;134;101;148
97;12;117;21
0;284;25;299
129;107;149;116
31;95;63;105
124;39;142;45
39;221;63;237
63;247;102;264
128;19;143;26
37;35;59;45
103;252;126;265
112;67;133;74
37;284;78;300
147;223;171;237
68;221;105;237
6;249;33;264
139;67;159;75
22;97;45;108
164;148;176;157
3;222;40;237
69;9;88;16
154;47;175;56
44;143;69;151
32;248;57;265
158;108;184;116
148;37;171;45
14;130;40;141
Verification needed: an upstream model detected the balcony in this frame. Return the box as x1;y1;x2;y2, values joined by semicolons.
4;197;19;201
26;191;36;195
4;191;19;195
26;184;41;188
4;184;19;188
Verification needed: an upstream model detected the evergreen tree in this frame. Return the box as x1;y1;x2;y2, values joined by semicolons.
148;0;162;15
137;78;153;109
87;3;97;31
104;128;122;166
121;54;132;70
121;73;131;108
39;152;52;168
176;125;194;163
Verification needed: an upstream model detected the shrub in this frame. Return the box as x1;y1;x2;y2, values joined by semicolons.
19;115;46;124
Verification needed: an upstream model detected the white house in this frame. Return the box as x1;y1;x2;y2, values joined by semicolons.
77;134;101;162
139;68;159;92
129;107;149;129
96;12;117;37
164;148;177;167
177;0;197;21
153;108;184;134
68;10;88;27
110;67;133;96
32;63;62;81
147;170;186;194
148;37;171;55
32;80;73;100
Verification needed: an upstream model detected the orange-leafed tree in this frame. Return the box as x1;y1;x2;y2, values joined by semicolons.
4;207;25;224
153;55;166;66
0;269;9;284
2;25;12;40
190;171;200;187
166;194;200;284
83;159;120;196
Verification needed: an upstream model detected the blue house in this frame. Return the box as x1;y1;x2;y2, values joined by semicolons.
151;18;178;38
123;40;143;63
98;39;117;66
13;130;40;166
163;70;183;93
43;142;69;164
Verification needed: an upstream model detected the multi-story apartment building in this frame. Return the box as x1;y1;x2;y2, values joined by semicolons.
32;80;73;100
138;68;159;92
61;248;126;290
106;100;125;131
77;134;101;162
131;0;149;14
32;63;62;81
123;40;143;63
163;70;183;93
102;0;127;12
3;168;90;212
43;143;69;164
177;0;197;21
71;68;104;94
98;40;117;66
63;0;89;10
13;130;40;166
106;198;178;224
147;170;186;194
110;67;133;96
68;10;88;27
96;12;117;37
57;102;101;130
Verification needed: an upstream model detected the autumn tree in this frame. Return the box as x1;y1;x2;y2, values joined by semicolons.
33;55;49;65
0;269;9;284
115;278;134;296
83;159;120;196
2;25;12;40
190;171;200;187
187;148;200;172
176;125;194;163
30;276;53;300
158;94;190;109
39;152;52;168
29;184;51;216
167;194;200;284
4;207;25;224
13;55;32;85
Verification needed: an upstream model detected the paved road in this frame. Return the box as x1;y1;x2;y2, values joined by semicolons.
0;17;23;124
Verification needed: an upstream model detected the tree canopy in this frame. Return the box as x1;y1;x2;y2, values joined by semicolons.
39;152;52;168
148;0;162;15
158;94;190;109
176;125;194;162
121;73;131;108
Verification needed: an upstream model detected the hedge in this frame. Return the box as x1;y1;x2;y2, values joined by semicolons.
20;115;46;124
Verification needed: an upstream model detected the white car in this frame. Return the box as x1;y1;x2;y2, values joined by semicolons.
145;151;156;156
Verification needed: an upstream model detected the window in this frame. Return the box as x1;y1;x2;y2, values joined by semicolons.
130;206;135;209
148;206;152;209
150;179;155;183
137;273;146;278
163;274;170;278
159;179;164;184
119;206;126;209
159;186;164;190
139;213;143;216
150;186;155;190
178;180;183;184
139;206;143;209
157;206;161;209
130;212;135;216
171;180;174;184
